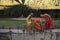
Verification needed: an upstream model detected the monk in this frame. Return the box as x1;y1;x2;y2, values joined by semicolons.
41;13;54;30
26;13;33;32
34;18;42;31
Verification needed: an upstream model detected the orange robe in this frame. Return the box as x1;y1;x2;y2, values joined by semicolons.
34;18;42;31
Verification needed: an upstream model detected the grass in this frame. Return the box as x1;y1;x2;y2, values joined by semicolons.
0;19;59;28
0;20;26;27
53;19;60;28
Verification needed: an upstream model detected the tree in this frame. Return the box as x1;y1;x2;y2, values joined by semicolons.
21;0;25;4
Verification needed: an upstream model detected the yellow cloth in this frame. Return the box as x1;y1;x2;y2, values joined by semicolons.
26;18;32;32
26;18;32;25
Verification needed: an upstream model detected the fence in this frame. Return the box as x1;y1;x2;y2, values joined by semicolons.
0;29;60;40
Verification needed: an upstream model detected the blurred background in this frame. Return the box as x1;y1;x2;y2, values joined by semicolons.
0;0;60;40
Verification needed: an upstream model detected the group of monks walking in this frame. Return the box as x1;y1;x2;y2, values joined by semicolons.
26;13;54;32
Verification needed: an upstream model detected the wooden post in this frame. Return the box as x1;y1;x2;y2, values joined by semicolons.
43;30;45;40
9;27;12;40
50;30;53;40
34;30;35;40
23;26;26;40
56;32;59;40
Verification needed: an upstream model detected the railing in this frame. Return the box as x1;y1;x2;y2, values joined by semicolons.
0;29;60;40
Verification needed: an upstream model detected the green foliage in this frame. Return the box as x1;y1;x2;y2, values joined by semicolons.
0;19;59;28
